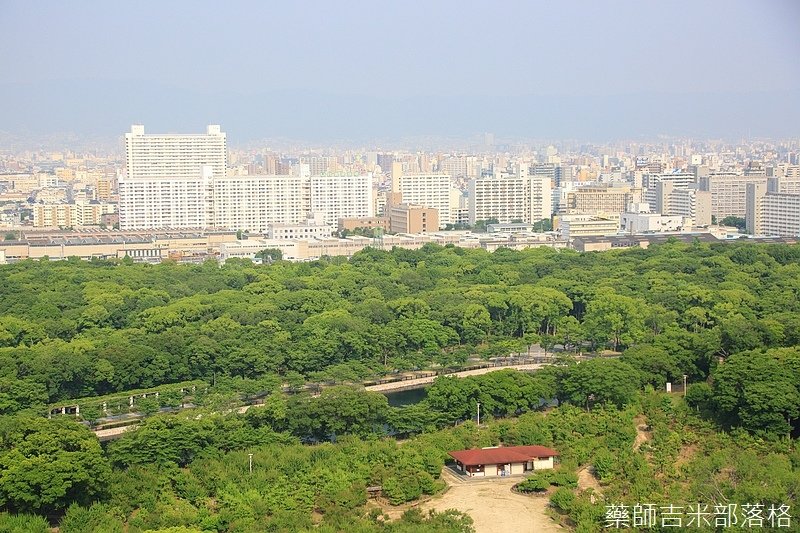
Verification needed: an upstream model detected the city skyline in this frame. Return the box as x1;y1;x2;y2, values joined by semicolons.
1;0;799;142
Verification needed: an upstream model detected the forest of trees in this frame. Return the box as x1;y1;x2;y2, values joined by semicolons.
0;241;799;531
2;240;799;413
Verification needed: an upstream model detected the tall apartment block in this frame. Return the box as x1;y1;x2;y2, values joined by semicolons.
310;174;374;225
698;173;768;219
120;125;373;232
439;156;479;179
395;173;452;227
213;174;310;231
532;163;570;188
746;180;800;237
120;125;227;229
468;166;551;225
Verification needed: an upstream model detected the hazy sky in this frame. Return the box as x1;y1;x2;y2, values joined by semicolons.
1;0;798;142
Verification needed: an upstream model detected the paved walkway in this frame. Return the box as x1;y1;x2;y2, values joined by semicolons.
94;424;136;441
364;364;546;392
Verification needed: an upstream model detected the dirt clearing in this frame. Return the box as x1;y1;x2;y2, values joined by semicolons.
419;469;563;533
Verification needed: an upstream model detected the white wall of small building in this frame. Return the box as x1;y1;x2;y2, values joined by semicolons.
532;457;555;470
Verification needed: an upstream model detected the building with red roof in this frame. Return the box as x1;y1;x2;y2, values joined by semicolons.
448;445;559;477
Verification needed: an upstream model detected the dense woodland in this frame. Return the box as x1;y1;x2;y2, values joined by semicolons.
0;241;799;531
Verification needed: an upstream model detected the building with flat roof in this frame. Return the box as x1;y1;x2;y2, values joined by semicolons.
699;173;768;219
557;213;620;240
214;174;309;231
486;222;534;233
563;184;642;216
338;217;390;232
33;202;117;228
468;167;551;225
310;174;374;225
266;213;334;240
768;175;800;195
0;229;237;263
643;173;696;211
395;173;452;227
620;204;687;234
388;204;438;233
746;182;800;237
655;182;712;226
120;125;226;230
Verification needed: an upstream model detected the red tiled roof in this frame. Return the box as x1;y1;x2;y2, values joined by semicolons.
447;445;559;466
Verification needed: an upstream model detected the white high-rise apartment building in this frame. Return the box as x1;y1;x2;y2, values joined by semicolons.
468;166;552;225
310;175;374;225
120;125;373;232
120;125;226;229
746;182;800;237
213;174;310;232
397;173;452;227
125;124;227;179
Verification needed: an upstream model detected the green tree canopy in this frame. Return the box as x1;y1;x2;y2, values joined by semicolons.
0;416;111;513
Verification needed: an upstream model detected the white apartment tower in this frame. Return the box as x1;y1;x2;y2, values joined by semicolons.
746;180;800;237
120;125;373;232
310;175;374;225
120;125;227;229
213;174;310;232
396;173;453;227
468;166;552;225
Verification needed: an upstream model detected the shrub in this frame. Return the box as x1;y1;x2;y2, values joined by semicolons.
516;472;551;493
0;513;50;533
549;487;576;513
550;470;578;488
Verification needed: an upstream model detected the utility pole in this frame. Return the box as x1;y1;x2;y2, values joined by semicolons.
248;453;253;474
477;402;481;426
683;375;688;397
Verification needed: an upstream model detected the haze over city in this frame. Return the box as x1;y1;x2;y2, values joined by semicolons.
1;0;799;144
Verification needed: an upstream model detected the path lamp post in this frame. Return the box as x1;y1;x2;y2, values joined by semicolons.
248;453;253;475
683;375;688;397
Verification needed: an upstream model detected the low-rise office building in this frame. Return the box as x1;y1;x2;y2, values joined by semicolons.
557;213;620;240
388;204;439;233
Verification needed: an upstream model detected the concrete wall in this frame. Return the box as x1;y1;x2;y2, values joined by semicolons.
533;457;555;470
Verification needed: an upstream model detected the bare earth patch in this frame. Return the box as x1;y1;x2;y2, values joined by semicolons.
418;469;563;533
676;443;698;467
576;465;603;497
633;414;653;452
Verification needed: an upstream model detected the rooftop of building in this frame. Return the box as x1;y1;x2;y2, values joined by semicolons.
448;445;559;467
